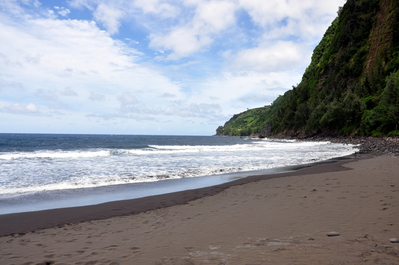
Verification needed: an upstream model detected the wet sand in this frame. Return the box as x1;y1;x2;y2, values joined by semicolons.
1;154;398;264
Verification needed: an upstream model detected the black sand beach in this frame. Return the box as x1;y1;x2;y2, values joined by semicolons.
1;140;398;264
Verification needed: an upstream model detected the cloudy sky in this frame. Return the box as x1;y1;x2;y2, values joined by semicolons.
0;0;346;135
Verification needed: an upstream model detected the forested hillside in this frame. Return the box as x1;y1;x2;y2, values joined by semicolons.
215;106;270;136
217;0;399;137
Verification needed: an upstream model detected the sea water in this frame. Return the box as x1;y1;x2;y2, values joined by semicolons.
0;134;358;214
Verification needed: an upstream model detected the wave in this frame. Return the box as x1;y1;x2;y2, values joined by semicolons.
0;174;158;196
0;150;110;160
0;140;351;160
0;140;359;198
0;166;244;196
129;141;335;154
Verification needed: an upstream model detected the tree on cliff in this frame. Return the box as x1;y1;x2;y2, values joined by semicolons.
218;0;399;137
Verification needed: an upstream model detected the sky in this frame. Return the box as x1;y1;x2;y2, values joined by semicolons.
0;0;346;135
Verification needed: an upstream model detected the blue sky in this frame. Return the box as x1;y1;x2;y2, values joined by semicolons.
0;0;346;135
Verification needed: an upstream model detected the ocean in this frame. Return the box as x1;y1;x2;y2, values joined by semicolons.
0;134;358;214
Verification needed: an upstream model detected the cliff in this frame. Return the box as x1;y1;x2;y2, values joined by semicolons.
217;0;399;137
215;106;270;136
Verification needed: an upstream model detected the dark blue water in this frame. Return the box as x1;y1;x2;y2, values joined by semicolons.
0;134;245;152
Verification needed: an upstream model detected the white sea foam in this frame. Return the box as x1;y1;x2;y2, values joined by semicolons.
0;139;358;198
0;135;361;214
0;141;341;159
0;150;110;160
0;174;167;196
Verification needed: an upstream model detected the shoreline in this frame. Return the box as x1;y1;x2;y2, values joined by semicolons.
0;153;398;264
272;135;399;155
0;152;364;237
0;155;348;216
0;149;358;216
0;135;358;216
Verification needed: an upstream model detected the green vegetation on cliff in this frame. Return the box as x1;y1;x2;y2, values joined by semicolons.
216;106;270;136
217;0;399;137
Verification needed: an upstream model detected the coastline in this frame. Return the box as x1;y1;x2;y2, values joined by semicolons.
279;135;399;156
1;153;398;264
0;135;357;216
0;153;361;237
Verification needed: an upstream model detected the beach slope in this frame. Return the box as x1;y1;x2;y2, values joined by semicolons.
1;155;398;264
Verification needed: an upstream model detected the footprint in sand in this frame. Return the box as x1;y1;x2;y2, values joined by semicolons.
130;246;141;254
36;261;55;265
19;239;31;246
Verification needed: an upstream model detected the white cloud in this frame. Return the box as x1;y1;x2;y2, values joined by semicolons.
133;0;180;18
89;92;106;101
1;102;44;116
117;92;140;112
61;87;78;97
0;0;41;15
149;0;237;60
65;0;345;60
67;0;94;10
54;6;71;17
150;27;213;60
93;3;124;34
193;1;236;32
238;0;342;27
193;70;301;114
0;0;347;134
0;10;184;117
34;88;59;102
160;92;177;99
176;103;223;121
228;41;311;72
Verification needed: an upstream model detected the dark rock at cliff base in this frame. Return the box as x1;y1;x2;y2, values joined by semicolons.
290;136;399;156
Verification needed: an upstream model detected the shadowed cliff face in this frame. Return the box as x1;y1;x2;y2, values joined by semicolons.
217;0;399;137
